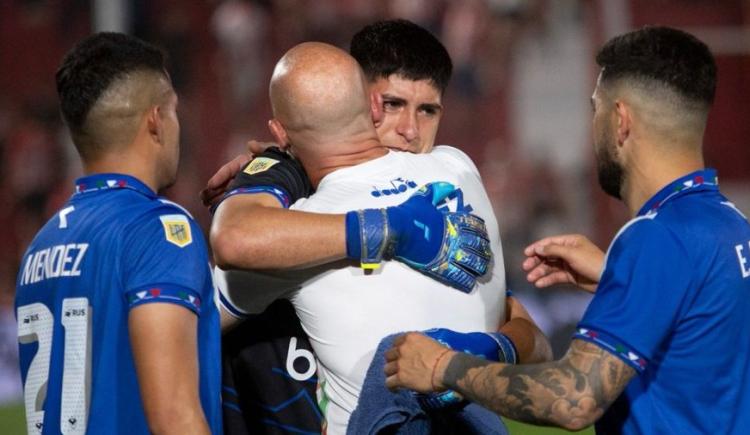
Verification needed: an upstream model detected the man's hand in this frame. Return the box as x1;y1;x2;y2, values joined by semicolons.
522;234;604;293
345;182;492;292
199;154;251;207
416;327;517;409
199;141;278;207
385;332;454;393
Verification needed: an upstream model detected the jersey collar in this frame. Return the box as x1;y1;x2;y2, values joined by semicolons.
637;168;718;217
73;173;157;198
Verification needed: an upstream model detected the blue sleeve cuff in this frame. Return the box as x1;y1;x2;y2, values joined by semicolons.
126;284;203;315
345;211;363;260
487;332;518;365
574;326;648;373
345;209;389;266
211;186;291;214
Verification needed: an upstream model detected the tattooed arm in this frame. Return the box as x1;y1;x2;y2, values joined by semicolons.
384;333;635;431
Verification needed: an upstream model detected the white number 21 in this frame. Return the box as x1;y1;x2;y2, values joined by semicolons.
17;298;91;434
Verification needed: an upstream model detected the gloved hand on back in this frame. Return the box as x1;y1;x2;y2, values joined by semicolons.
345;182;491;292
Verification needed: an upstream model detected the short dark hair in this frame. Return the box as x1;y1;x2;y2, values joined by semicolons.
596;26;716;106
56;32;167;137
350;19;453;93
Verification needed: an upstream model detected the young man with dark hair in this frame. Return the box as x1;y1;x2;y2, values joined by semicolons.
15;32;221;434
351;19;452;92
350;19;452;154
386;26;750;434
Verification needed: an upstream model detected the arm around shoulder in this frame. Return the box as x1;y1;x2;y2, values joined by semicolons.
210;193;346;270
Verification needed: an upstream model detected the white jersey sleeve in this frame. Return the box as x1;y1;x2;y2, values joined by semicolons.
214;266;309;319
431;145;482;178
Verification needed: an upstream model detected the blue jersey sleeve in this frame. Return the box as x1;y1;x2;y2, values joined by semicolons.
121;206;210;315
576;217;694;373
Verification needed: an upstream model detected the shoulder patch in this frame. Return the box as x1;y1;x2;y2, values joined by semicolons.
244;157;280;175
159;214;193;248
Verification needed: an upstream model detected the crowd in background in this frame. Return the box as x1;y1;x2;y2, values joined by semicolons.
1;0;748;404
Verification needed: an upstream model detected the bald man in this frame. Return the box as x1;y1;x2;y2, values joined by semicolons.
211;42;508;434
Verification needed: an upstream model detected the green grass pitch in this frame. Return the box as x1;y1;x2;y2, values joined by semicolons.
0;402;594;434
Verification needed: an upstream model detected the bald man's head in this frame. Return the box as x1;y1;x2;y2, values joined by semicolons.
269;42;374;147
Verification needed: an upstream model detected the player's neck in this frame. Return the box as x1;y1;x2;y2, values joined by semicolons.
301;137;388;188
83;153;161;193
622;150;705;216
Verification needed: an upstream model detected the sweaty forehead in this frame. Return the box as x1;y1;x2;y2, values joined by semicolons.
370;74;442;104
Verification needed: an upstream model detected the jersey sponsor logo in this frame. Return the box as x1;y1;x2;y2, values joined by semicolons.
243;157;280;175
20;243;89;285
159;214;193;248
438;188;473;213
370;177;418;197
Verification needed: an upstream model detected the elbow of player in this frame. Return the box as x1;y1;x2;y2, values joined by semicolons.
210;226;249;269
535;335;554;364
556;410;598;432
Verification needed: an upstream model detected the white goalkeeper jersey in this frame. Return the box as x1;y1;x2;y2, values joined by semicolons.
217;146;506;434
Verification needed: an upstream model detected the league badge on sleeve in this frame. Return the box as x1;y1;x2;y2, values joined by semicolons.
243;157;279;175
159;214;193;248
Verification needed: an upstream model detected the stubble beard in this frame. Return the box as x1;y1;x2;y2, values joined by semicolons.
595;128;624;200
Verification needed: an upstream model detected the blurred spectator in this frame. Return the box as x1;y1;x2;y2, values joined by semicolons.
212;0;269;116
443;0;487;98
0;305;22;404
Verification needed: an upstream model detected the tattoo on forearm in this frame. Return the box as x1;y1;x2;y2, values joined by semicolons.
442;339;635;430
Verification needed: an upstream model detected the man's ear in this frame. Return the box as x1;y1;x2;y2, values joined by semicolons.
370;90;383;128
614;100;631;146
146;105;163;144
268;119;290;151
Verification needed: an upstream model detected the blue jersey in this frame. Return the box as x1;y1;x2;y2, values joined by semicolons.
14;174;222;435
575;169;750;434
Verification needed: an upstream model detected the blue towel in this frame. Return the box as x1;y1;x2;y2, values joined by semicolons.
347;334;508;435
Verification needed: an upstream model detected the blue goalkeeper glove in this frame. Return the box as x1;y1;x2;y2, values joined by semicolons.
417;328;518;410
424;328;517;364
345;182;491;292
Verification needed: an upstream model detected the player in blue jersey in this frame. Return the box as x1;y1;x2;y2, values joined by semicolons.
384;26;750;434
15;33;222;434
